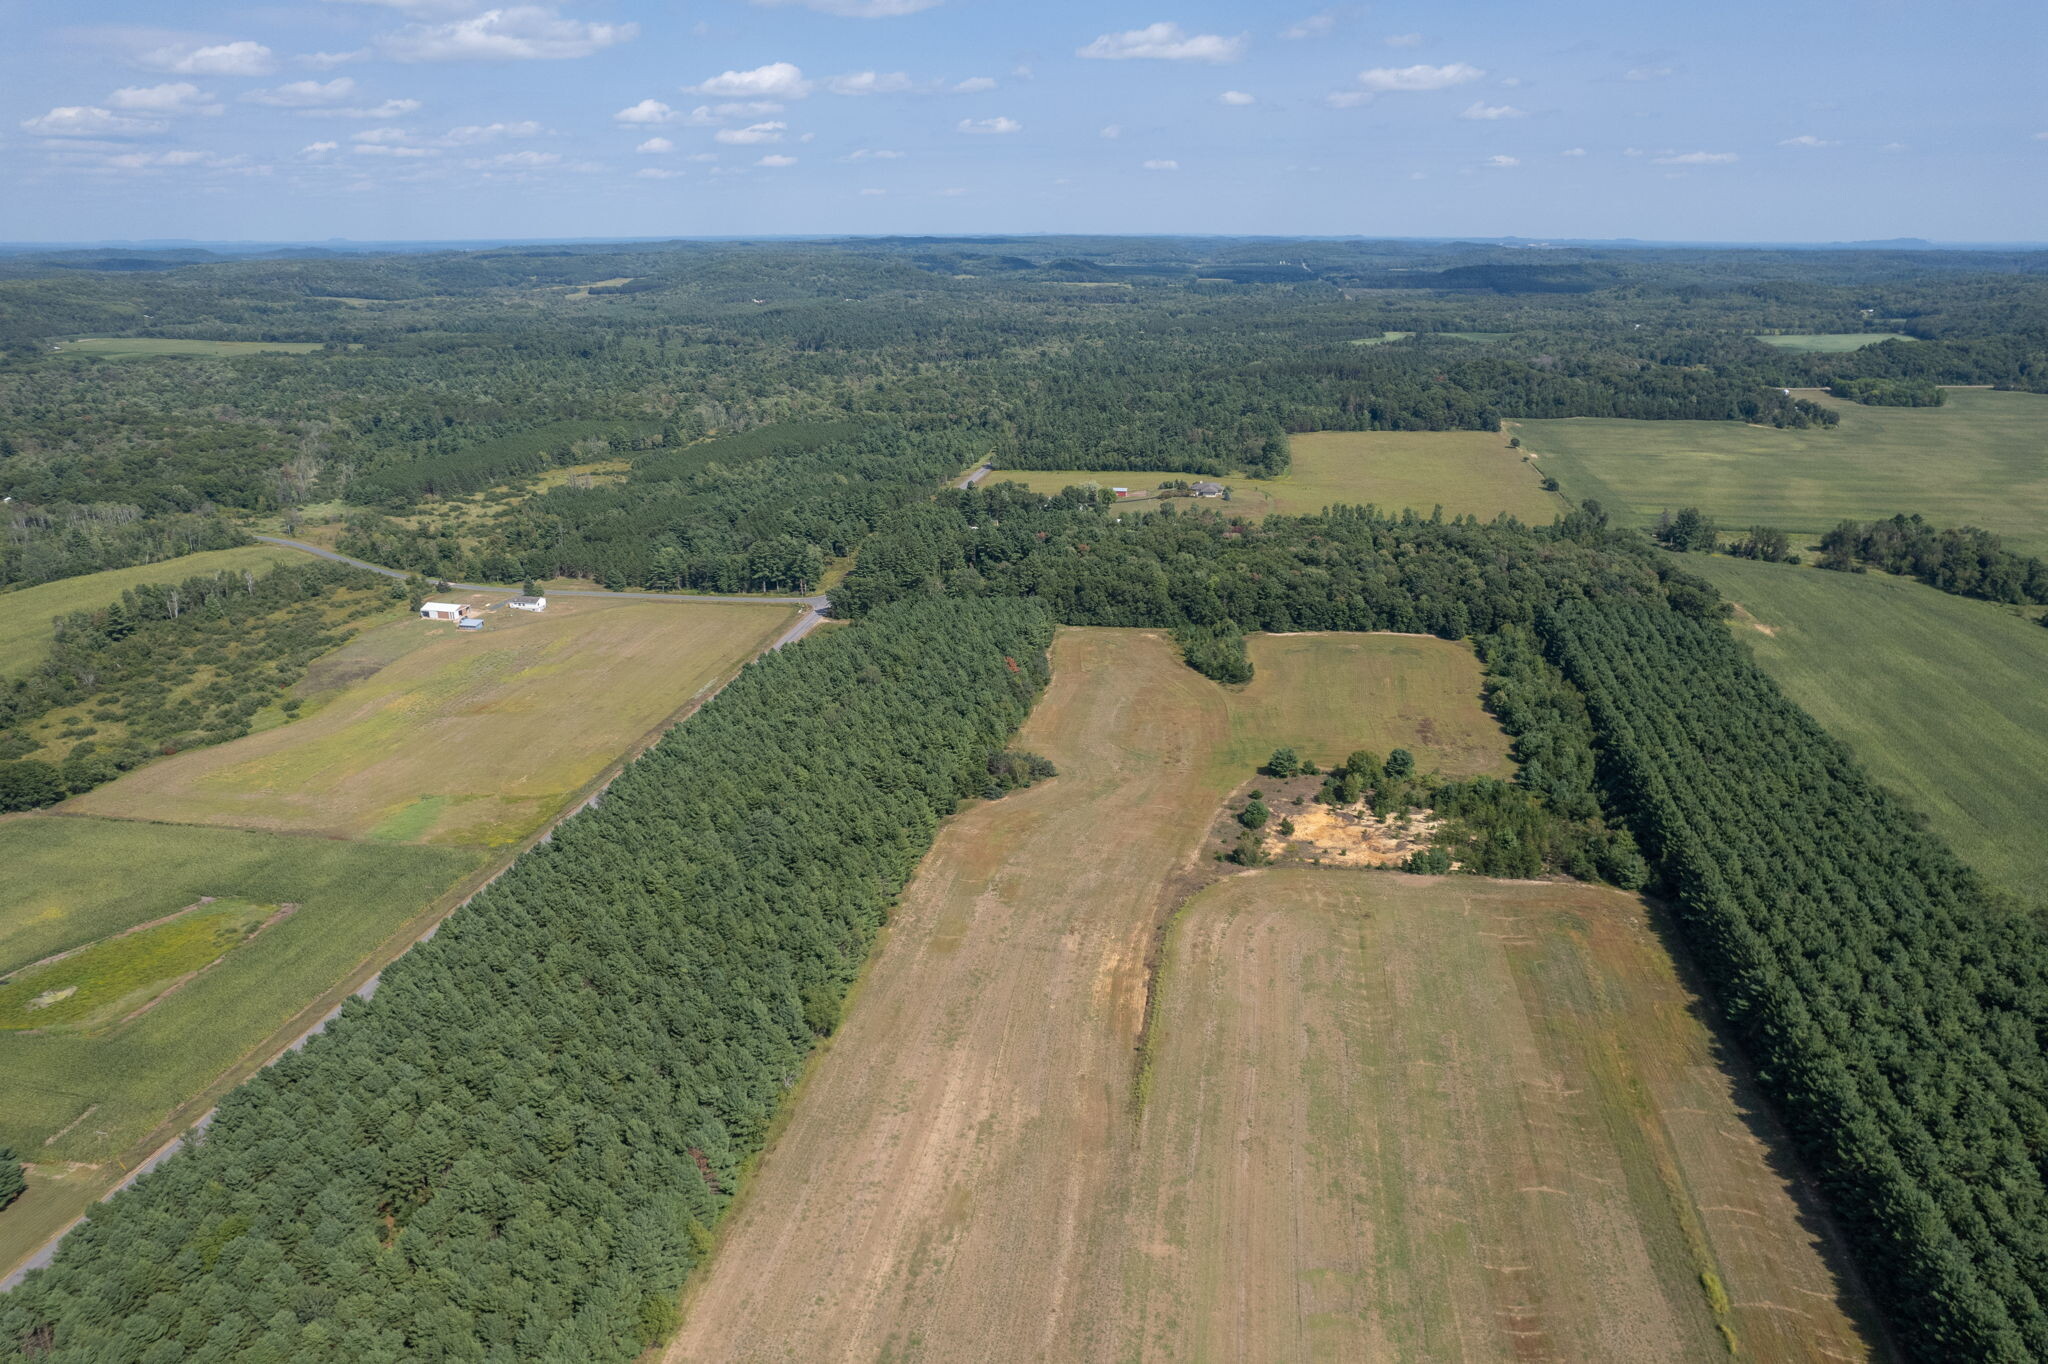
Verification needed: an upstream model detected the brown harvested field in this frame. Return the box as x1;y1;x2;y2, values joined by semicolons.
663;630;1875;1351
1124;870;1880;1362
66;596;794;847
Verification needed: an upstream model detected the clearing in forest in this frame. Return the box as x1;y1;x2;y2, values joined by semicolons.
1753;333;1914;351
1515;387;2048;552
1126;869;1877;1362
1695;554;2048;898
65;597;794;846
988;429;1562;526
0;545;301;680
666;628;1875;1360
52;338;328;358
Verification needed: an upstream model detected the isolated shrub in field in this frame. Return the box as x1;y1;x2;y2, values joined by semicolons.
1265;747;1300;778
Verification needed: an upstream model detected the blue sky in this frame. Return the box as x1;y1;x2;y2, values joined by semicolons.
4;0;2045;243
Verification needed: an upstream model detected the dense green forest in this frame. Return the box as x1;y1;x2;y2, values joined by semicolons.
0;597;1051;1361
6;235;2046;596
1818;513;2048;605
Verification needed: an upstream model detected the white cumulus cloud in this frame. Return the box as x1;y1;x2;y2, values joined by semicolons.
1779;134;1837;148
20;106;167;138
957;115;1021;134
751;0;943;14
1486;154;1520;167
1561;146;1587;156
843;147;906;160
827;71;916;96
1099;123;1122;139
1461;101;1525;120
298;50;367;69
139;40;277;76
381;8;637;62
1653;150;1737;164
442;121;543;143
331;100;424;119
1219;90;1254;106
299;141;340;157
108;83;222;116
1142;158;1179;170
636;136;675;154
468;149;560;168
244;78;356;108
952;76;997;93
1357;62;1484;92
757;153;798;166
636;167;683;178
1281;12;1336;40
714;121;788;144
615;99;677;124
1078;23;1245;63
1384;32;1424;47
689;62;811;98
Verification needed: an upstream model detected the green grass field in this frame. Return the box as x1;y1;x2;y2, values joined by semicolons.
66;597;794;846
1516;387;2048;552
0;898;276;1033
0;815;475;1163
1693;556;2048;898
0;546;301;680
1754;333;1915;351
990;429;1564;525
54;338;328;358
1349;330;1414;345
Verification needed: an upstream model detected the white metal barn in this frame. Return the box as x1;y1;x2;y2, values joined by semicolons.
419;601;466;621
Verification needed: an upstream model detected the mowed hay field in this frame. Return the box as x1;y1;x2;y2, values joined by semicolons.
1753;333;1915;351
53;338;327;358
1515;387;2048;551
1127;870;1876;1363
0;545;301;679
989;429;1563;525
1695;555;2048;897
66;596;795;846
667;628;1872;1361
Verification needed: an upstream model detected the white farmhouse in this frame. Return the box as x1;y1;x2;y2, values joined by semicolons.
508;596;547;613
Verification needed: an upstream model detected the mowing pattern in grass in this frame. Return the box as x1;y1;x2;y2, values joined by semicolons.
0;546;298;681
659;629;1859;1362
1516;387;2048;551
990;429;1563;526
0;899;275;1033
1124;869;1876;1362
1754;333;1916;351
66;597;794;846
54;338;327;358
1693;555;2048;899
0;816;475;1164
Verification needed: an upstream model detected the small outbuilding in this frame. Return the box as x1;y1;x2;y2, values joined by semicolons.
457;617;484;631
507;595;547;612
419;601;466;621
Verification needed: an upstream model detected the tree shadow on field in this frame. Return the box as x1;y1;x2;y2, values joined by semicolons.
1633;890;1902;1363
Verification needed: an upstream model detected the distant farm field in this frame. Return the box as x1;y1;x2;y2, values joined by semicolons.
54;338;327;358
66;597;794;846
1126;869;1877;1362
0;814;474;1164
0;545;300;679
1517;387;2048;551
990;429;1562;525
667;628;1870;1360
1694;555;2048;898
1754;333;1915;351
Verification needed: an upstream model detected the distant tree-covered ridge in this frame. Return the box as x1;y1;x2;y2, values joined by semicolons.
0;596;1053;1362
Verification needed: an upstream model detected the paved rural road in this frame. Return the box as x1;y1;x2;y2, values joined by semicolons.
0;542;831;1294
952;462;993;489
251;535;831;645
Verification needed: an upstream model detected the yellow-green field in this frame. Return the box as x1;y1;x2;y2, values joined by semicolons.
54;338;328;358
1350;329;1414;345
990;429;1564;525
1695;555;2048;898
666;628;1873;1361
0;546;301;679
1754;333;1914;351
1;898;278;1033
1516;387;2048;551
67;596;795;846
